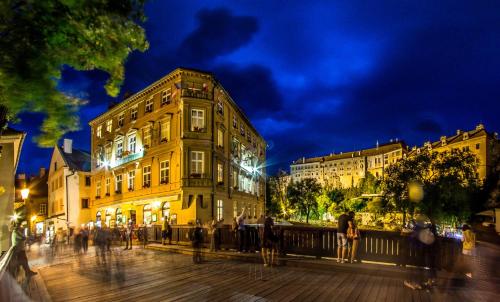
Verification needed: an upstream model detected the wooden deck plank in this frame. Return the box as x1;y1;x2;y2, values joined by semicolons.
314;269;352;302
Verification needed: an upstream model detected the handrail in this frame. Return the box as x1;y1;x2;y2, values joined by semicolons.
0;246;15;281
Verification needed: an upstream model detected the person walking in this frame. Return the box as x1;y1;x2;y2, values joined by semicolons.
10;221;37;277
461;224;476;279
191;219;203;264
81;226;89;253
124;219;133;250
336;210;350;263
209;218;221;252
73;228;83;254
347;215;361;263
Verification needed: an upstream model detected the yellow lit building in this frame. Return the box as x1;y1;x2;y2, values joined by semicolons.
290;142;406;188
88;68;266;227
407;124;499;181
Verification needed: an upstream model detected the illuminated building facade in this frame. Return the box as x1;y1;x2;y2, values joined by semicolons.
88;68;266;227
290;142;406;188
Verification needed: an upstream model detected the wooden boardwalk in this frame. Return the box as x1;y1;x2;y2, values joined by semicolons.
29;247;498;302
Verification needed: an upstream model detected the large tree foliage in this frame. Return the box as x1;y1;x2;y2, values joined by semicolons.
287;178;322;223
383;149;478;225
267;170;292;218
0;0;149;145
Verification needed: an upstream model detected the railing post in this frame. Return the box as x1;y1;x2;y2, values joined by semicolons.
315;230;323;259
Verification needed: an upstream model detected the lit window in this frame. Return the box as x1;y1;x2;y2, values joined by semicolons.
118;113;124;127
217;200;223;220
128;170;135;190
143;165;151;187
105;178;110;195
160;161;169;184
116;138;123;158
96;180;101;197
217;100;224;115
160;119;170;142
40;204;47;215
161;89;171;106
131;106;138;121
191;151;204;176
162;202;170;218
143;204;152;225
145;98;153;113
115;174;122;193
217;128;224;148
105;145;112;162
240;125;245;136
106;120;112;132
128;133;136;153
217;163;223;183
233;116;237;128
191;109;205;131
97;125;102;138
143;126;151;148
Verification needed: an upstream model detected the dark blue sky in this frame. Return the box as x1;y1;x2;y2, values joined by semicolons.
16;0;500;176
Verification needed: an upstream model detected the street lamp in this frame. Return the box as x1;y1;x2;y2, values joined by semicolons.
21;188;30;200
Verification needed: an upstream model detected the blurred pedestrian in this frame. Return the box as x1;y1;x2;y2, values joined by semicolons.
261;211;278;267
209;218;223;252
10;221;37;277
461;224;476;279
74;228;82;254
81;226;89;253
124;220;133;250
236;209;247;252
161;216;172;245
191;219;203;264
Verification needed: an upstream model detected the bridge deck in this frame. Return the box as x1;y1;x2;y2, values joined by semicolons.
30;247;497;302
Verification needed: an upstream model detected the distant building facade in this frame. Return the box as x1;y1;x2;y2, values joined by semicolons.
407;124;499;181
46;139;91;237
290;142;405;188
88;68;266;227
0;127;25;253
15;169;48;238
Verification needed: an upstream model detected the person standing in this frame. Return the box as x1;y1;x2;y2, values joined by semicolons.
124;219;133;250
336;210;350;263
461;224;476;278
161;216;171;245
347;216;361;263
261;212;278;267
81;226;89;253
236;209;246;252
10;221;37;277
209;218;223;252
191;219;203;263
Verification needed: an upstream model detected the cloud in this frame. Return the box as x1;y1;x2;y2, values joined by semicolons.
177;8;258;63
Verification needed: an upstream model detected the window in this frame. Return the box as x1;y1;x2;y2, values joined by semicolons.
162;202;170;218
160;119;170;142
217;128;224;148
96;180;101;197
40;204;47;215
476;143;480;150
240;125;245;136
233;116;237;128
191;109;205;131
217;163;223;184
105;145;112;162
160;161;169;184
143;166;151;187
115;174;122;193
118;113;124;127
145;98;153;113
191;151;204;176
143;126;151;148
161;89;171;106
232;137;240;157
106;120;112;132
232;167;238;188
81;198;89;209
105;178;110;195
116;208;124;225
128;170;135;190
217;100;224;115
54;162;57;171
85;176;91;187
116;138;123;158
143;204;152;225
128;133;136;154
97;125;102;138
131;106;138;121
217;200;223;220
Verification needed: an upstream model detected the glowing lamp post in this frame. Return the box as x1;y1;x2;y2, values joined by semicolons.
21;188;30;200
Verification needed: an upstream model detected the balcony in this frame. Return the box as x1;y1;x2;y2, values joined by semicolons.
181;88;209;100
182;176;212;187
110;150;144;168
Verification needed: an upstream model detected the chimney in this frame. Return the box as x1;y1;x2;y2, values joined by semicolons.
476;123;484;130
440;136;447;146
63;139;73;154
39;167;46;177
456;129;462;135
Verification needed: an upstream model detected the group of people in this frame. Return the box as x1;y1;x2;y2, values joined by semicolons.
337;211;361;264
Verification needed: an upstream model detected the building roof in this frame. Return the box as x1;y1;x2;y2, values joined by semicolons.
292;141;406;165
1;127;25;136
28;173;48;198
408;124;497;156
57;146;91;172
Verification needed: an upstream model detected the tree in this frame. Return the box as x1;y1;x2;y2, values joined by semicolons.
383;149;478;226
0;0;149;145
287;178;322;223
267;170;292;218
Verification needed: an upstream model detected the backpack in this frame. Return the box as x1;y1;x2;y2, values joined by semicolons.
418;227;435;245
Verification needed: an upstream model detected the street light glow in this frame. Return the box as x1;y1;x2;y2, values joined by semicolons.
21;188;30;200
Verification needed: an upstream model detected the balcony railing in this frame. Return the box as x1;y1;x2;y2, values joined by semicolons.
110;150;144;168
182;176;212;187
181;88;210;100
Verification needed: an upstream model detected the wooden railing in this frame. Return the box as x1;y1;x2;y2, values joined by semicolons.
0;247;32;300
146;224;463;270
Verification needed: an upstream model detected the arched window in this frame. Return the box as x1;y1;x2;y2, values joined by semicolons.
105;208;112;227
143;204;152;225
162;202;171;219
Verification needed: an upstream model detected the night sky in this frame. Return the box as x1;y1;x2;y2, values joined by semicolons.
15;0;500;176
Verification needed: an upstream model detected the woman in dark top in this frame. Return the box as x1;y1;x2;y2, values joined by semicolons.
261;213;278;266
